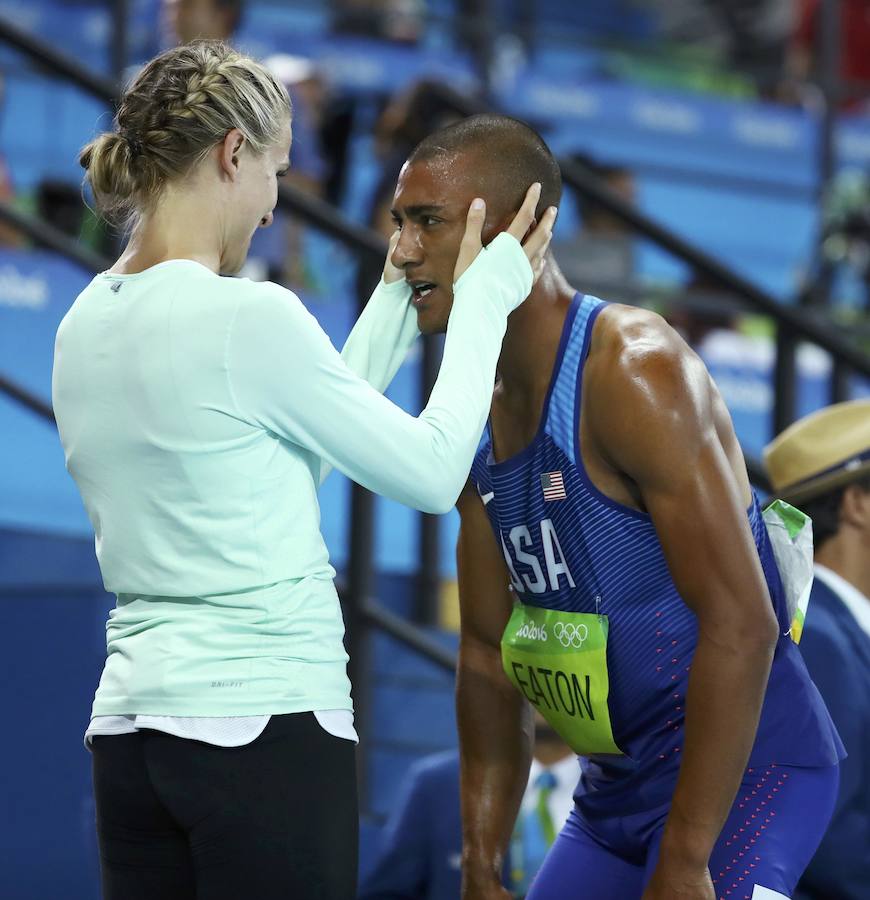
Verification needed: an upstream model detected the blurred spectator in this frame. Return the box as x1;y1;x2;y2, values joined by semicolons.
764;399;870;900
331;0;425;44
551;155;636;295
358;717;577;900
162;0;244;44
784;0;870;108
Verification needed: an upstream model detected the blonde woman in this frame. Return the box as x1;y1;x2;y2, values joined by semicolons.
53;41;554;900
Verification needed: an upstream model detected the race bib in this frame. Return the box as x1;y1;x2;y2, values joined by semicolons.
501;604;623;755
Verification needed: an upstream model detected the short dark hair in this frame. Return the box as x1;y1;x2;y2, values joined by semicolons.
408;113;562;220
801;475;870;550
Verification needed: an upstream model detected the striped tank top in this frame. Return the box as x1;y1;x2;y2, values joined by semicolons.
469;293;843;817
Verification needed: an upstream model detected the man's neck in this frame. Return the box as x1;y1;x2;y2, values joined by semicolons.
496;262;576;402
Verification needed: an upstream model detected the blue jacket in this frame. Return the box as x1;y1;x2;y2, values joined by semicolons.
797;576;870;900
359;751;512;900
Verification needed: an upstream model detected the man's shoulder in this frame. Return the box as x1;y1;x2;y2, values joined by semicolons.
586;303;692;380
583;303;705;422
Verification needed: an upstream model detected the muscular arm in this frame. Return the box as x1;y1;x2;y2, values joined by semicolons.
456;483;533;897
586;311;780;887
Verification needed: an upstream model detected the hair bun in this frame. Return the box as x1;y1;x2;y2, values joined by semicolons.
79;131;139;219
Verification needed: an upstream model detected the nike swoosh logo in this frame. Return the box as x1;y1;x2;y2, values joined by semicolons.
480;491;494;506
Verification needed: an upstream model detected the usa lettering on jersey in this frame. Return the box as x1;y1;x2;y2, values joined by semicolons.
501;518;576;594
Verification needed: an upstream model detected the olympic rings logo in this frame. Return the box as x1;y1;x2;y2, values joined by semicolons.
553;622;588;648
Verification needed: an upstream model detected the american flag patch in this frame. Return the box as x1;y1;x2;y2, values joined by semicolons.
540;471;566;501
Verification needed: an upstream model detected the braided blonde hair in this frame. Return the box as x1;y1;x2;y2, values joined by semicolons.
80;41;291;228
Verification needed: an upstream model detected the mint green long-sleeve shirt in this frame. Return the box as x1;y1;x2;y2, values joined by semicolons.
52;235;531;717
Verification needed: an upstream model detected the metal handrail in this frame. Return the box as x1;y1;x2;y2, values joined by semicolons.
0;372;55;423
363;598;457;673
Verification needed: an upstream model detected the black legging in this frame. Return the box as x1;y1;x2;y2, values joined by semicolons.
91;712;358;900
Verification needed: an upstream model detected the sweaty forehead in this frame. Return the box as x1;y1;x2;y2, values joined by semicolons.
393;154;479;211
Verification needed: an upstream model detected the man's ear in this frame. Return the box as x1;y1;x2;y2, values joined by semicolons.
218;128;246;180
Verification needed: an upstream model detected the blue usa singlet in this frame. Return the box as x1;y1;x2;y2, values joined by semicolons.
469;294;843;820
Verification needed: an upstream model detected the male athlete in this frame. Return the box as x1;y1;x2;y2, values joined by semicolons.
388;115;843;900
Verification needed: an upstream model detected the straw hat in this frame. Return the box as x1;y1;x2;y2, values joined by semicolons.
763;399;870;507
